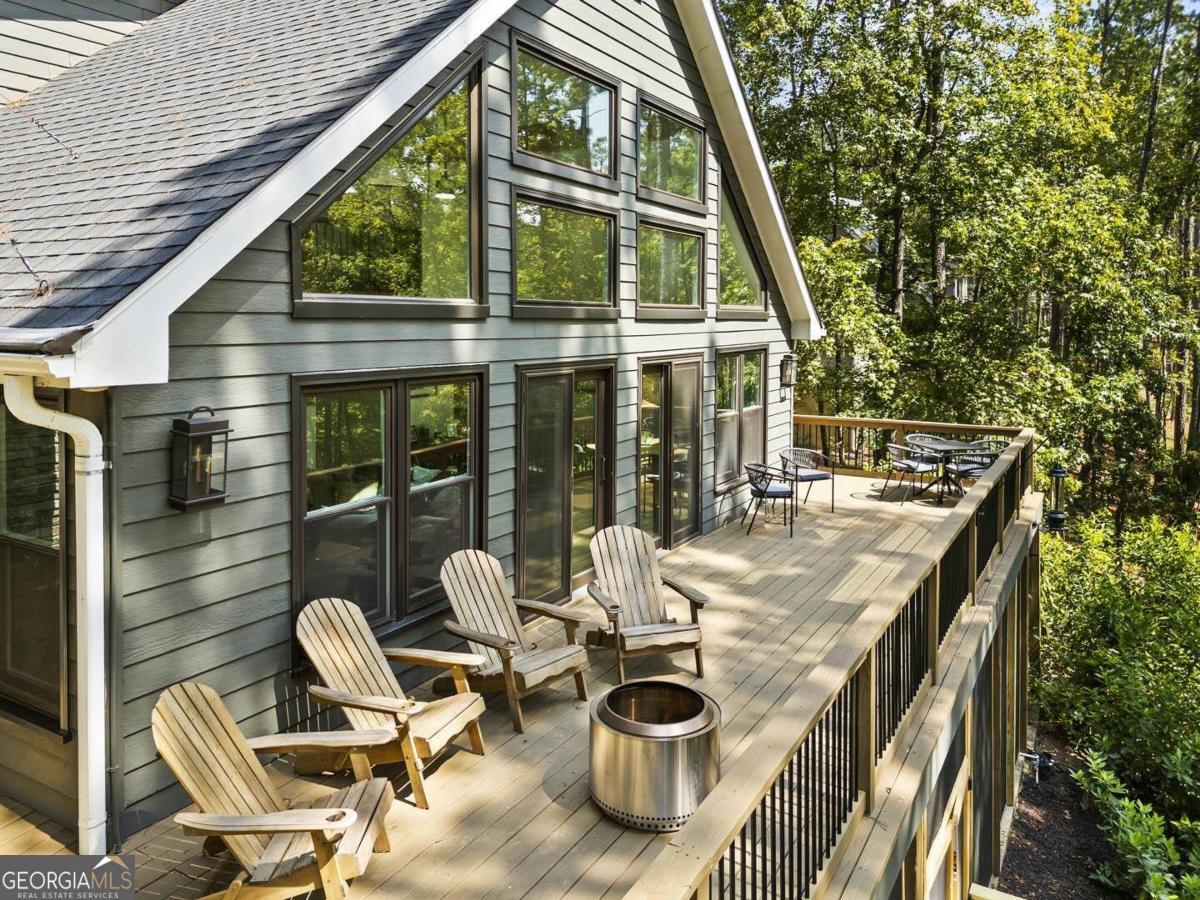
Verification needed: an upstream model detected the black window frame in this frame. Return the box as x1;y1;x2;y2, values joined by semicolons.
289;53;488;320
714;346;769;489
635;94;709;216
511;186;621;320
509;32;621;192
634;214;707;322
716;171;771;321
0;387;68;737
290;365;489;650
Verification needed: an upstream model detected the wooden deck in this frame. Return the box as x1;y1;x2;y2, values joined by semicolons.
127;474;957;899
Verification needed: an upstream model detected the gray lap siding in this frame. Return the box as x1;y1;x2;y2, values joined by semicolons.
113;0;795;827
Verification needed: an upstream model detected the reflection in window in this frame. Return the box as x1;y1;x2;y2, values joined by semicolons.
516;200;612;305
303;388;391;624
719;186;765;307
301;77;472;299
516;47;612;175
639;224;701;307
716;350;765;485
408;381;475;607
639;105;702;200
0;403;62;717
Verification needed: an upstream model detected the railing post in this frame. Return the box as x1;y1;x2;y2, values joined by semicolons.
968;509;978;603
997;478;1006;553
928;564;941;682
855;651;877;813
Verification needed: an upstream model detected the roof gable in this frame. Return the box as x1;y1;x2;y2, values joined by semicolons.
0;0;820;386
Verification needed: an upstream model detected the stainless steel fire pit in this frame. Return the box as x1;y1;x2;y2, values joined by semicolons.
589;680;720;832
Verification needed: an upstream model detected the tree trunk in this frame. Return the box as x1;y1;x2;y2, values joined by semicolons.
892;202;906;319
1099;0;1114;77
927;7;947;301
1137;0;1173;194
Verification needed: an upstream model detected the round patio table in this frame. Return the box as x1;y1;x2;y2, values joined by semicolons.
904;436;974;504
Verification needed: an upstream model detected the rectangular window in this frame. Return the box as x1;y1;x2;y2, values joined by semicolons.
719;184;766;310
638;222;703;309
515;196;615;310
297;372;483;631
514;42;615;182
639;103;704;205
715;349;766;486
295;65;481;314
0;397;64;724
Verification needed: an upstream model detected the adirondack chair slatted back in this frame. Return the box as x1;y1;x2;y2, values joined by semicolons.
440;550;531;668
296;597;406;731
151;682;285;872
590;526;667;629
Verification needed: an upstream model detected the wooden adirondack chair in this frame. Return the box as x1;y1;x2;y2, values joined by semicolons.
586;525;711;683
440;549;591;733
295;597;487;810
151;682;394;900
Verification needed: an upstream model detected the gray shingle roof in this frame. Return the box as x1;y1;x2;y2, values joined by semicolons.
0;0;475;344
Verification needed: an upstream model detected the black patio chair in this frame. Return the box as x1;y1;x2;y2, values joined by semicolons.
881;443;939;505
742;462;793;536
780;447;835;513
945;439;1008;494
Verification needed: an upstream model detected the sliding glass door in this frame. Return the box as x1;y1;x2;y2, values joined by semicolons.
519;366;613;603
639;358;701;548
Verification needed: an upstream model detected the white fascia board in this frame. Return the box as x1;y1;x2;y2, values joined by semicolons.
66;0;521;388
675;0;825;342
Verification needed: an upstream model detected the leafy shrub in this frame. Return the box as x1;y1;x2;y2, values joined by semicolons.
1040;516;1200;820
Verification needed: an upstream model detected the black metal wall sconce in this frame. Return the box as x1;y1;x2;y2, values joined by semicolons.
779;352;797;398
168;406;231;511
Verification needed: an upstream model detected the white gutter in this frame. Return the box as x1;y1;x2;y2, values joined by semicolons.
2;376;107;855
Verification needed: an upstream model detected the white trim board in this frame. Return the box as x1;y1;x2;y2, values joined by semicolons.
29;0;822;388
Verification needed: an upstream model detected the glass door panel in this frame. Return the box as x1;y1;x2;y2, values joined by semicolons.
571;374;604;575
639;367;665;541
521;375;570;602
670;361;701;544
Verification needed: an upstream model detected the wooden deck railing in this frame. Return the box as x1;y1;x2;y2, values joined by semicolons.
625;419;1037;900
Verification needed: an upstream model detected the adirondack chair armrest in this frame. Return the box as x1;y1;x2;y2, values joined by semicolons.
514;598;592;623
662;575;711;620
307;684;426;722
382;646;487;670
586;582;621;622
175;808;357;836
443;619;518;658
244;728;397;756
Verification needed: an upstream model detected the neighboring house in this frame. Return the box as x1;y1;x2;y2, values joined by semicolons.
0;0;821;853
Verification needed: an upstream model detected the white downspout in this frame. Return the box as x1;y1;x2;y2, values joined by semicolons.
2;375;107;855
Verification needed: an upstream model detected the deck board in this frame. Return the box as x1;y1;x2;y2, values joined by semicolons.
124;474;955;898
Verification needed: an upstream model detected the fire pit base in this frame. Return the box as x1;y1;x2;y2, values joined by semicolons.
589;680;720;832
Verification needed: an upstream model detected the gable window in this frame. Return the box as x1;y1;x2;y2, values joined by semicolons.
715;349;765;486
637;220;704;318
719;184;768;315
296;370;484;633
638;101;705;213
293;63;483;318
513;193;618;319
513;39;616;187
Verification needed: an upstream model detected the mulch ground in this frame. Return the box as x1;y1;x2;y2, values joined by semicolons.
996;731;1119;899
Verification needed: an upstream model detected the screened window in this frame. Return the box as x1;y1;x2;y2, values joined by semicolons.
638;223;702;308
719;186;765;308
716;350;765;485
0;399;63;721
298;374;482;629
639;105;703;201
516;198;613;305
300;75;474;301
515;46;613;177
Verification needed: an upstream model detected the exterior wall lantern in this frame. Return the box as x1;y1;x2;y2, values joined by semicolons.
779;353;797;391
1046;461;1067;534
169;406;231;511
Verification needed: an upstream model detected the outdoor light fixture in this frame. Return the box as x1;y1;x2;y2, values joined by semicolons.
168;406;231;511
1046;460;1067;534
779;353;797;390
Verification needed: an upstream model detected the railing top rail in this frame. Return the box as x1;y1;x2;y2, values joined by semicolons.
624;425;1037;900
793;414;1024;437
